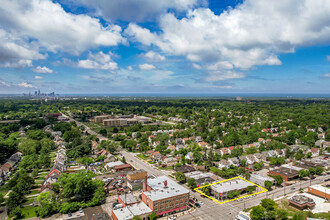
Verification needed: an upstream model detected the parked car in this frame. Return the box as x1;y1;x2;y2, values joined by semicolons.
195;203;200;208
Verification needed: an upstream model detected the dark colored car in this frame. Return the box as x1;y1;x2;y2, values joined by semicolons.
195;203;200;208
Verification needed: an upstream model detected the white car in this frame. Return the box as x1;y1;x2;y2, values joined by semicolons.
200;201;204;205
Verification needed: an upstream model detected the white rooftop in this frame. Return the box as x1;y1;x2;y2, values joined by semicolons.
211;179;254;194
106;161;124;168
281;164;303;171
250;173;274;182
119;194;139;204
144;176;189;201
309;184;330;195
113;202;152;220
185;171;214;180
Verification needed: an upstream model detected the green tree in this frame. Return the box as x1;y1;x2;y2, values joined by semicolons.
18;139;40;155
315;166;323;175
261;198;276;211
240;159;247;167
175;172;186;184
228;190;241;199
247;186;256;194
187;178;197;189
306;152;312;158
250;205;265;220
0;193;4;203
201;184;211;196
132;216;142;220
264;181;273;191
9;206;22;219
6;191;22;213
276;209;288;220
308;167;315;176
298;169;309;179
99;129;107;137
274;175;283;186
36;192;57;218
292;212;306;220
148;212;159;220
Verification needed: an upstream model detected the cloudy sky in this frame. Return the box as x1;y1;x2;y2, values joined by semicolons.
0;0;329;94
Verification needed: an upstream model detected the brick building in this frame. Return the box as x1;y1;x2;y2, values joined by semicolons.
308;185;330;200
268;166;299;181
141;176;189;217
117;194;139;207
289;195;315;210
126;170;147;181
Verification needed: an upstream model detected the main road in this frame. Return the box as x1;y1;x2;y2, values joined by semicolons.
63;114;330;219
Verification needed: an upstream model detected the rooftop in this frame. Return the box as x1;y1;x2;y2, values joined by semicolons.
119;194;139;204
211;178;254;194
144;176;189;201
184;171;214;180
270;167;299;177
106;161;124;168
289;195;315;205
113;202;152;220
309;184;330;195
250;173;274;182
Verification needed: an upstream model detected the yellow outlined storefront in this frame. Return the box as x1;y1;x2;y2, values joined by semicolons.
194;176;268;204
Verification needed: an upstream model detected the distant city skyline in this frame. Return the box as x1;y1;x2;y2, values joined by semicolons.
0;0;329;94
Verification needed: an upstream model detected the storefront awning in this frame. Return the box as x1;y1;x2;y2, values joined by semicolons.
157;205;188;216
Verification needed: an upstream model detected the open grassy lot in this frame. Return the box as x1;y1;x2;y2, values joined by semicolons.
28;189;39;196
21;205;37;219
136;154;149;160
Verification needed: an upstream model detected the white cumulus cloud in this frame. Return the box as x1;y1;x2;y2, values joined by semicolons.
143;51;166;62
77;51;118;70
139;63;156;70
0;0;126;57
18;82;35;88
32;66;53;74
34;75;43;79
126;0;330;81
65;0;206;22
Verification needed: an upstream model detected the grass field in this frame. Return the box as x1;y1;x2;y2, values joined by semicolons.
28;189;39;196
136;154;149;160
23;197;37;205
21;205;37;219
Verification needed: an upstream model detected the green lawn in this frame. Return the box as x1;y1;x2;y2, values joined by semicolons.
28;189;39;196
136;154;149;160
23;197;37;205
21;205;37;219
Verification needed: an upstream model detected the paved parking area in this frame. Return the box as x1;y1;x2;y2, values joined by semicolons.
300;192;330;213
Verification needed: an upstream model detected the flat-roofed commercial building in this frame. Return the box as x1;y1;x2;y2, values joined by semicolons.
142;176;189;217
250;173;274;187
289;195;315;210
111;202;152;220
103;118;127;127
268;166;300;181
308;184;330;200
127;170;147;181
118;194;139;207
211;179;254;200
94;115;113;123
